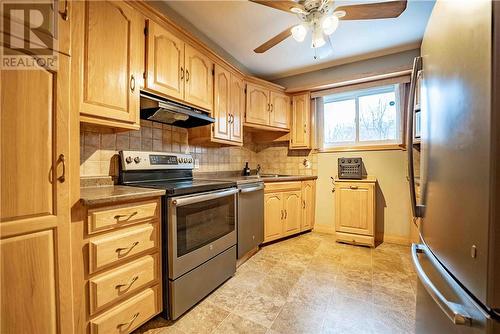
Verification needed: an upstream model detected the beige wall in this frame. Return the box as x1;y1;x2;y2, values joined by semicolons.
315;150;412;243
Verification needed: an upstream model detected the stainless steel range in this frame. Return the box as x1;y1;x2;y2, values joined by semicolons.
119;151;237;320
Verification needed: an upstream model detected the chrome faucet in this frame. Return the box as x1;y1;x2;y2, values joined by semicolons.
256;164;261;176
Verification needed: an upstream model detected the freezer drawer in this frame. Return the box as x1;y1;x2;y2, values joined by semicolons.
412;243;493;333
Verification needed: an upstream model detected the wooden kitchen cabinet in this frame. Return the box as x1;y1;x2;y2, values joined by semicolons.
301;180;316;231
283;191;302;236
145;20;185;101
290;93;311;149
145;20;214;112
184;44;214;111
245;83;290;130
334;178;376;247
270;91;290;129
1;53;73;333
264;193;284;242
229;73;245;143
72;0;144;130
213;64;231;141
263;180;316;243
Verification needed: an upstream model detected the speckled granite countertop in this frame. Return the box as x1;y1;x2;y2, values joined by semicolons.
80;185;165;206
194;171;317;185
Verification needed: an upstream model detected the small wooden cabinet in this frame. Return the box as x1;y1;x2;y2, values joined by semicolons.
72;0;144;130
290;93;311;149
145;20;214;112
334;178;376;247
245;83;290;130
263;180;316;243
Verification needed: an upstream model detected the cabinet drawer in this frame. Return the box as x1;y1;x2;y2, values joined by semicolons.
336;231;374;247
264;181;301;193
90;285;160;334
89;223;158;273
88;200;159;234
89;253;159;314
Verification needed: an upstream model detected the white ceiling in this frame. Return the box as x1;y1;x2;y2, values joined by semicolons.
161;0;435;80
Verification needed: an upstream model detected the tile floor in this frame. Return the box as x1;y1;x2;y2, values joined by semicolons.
135;232;417;334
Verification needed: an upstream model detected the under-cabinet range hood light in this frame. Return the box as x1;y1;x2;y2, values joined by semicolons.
140;91;215;128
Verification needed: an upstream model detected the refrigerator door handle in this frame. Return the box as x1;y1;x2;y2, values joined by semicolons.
411;243;472;326
407;56;424;218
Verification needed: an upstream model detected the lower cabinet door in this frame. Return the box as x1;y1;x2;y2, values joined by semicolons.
335;182;374;236
301;181;315;231
283;191;301;236
264;193;283;242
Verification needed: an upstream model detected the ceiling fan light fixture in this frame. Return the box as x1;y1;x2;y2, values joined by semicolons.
322;15;339;35
291;24;307;42
311;25;326;48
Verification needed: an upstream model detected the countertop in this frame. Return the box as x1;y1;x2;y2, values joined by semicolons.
80;185;165;206
194;171;317;185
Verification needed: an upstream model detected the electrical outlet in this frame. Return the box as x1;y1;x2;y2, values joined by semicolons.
194;158;200;169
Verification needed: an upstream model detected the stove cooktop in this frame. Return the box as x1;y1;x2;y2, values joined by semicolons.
125;178;237;196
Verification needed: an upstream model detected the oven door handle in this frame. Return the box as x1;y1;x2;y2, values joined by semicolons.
171;188;238;207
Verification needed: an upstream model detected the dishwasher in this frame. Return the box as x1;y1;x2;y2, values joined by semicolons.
237;182;264;259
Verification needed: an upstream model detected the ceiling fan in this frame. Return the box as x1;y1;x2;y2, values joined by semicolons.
251;0;408;53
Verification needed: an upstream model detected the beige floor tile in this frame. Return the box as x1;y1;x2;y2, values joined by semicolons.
271;301;326;334
233;292;286;328
322;295;374;334
171;300;229;334
372;284;416;315
213;313;268;334
372;270;414;293
372;305;415;334
334;277;373;301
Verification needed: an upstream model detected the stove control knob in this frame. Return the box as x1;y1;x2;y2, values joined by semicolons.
179;158;184;163
188;158;193;163
134;156;141;163
125;156;133;164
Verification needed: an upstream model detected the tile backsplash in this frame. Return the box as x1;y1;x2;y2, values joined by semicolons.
80;121;316;180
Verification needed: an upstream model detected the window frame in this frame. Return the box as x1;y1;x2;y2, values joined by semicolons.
320;84;405;151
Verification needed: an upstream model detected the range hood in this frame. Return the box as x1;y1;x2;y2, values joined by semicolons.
140;91;214;128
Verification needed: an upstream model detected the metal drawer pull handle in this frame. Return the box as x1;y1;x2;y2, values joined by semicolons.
58;154;66;183
281;210;284;220
284;210;287;219
116;241;139;254
115;275;139;291
411;244;472;326
114;211;138;220
117;312;139;329
350;186;358;190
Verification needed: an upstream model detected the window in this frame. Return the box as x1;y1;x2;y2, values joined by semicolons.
322;85;403;149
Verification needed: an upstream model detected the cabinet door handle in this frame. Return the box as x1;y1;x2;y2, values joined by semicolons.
115;275;139;291
304;124;307;133
186;70;190;82
59;0;69;21
57;154;66;183
130;75;136;92
114;211;138;221
350;186;358;190
116;241;139;255
117;312;139;329
281;210;284;220
302;200;306;209
271;104;274;112
284;210;287;219
180;67;184;80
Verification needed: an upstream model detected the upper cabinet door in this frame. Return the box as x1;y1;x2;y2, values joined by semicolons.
245;83;270;126
213;64;231;141
184;44;213;111
146;20;185;101
290;93;311;149
74;0;143;129
270;91;290;129
230;74;245;143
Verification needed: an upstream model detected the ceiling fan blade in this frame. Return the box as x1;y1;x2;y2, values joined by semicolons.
336;0;407;20
249;0;305;14
254;27;293;53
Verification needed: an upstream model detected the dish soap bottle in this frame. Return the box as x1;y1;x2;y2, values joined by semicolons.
243;162;251;176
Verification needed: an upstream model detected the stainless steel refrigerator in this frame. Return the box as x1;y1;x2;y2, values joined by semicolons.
407;1;500;333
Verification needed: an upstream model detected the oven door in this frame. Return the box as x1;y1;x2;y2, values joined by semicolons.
168;188;237;279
